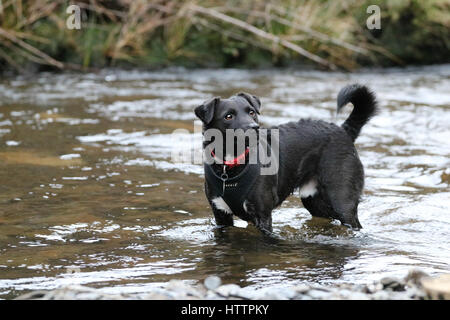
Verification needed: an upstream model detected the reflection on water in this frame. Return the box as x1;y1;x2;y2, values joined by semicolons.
0;65;449;299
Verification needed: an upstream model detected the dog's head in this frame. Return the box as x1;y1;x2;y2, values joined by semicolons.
194;92;261;132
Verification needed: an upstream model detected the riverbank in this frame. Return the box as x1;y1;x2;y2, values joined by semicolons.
0;0;449;73
14;270;449;300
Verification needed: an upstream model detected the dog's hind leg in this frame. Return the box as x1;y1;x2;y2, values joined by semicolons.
302;191;361;229
301;192;336;220
314;143;364;229
319;175;363;229
326;193;362;229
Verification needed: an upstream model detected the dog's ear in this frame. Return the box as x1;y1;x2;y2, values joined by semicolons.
238;92;261;114
195;97;220;125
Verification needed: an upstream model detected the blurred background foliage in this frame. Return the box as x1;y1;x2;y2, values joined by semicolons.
0;0;448;73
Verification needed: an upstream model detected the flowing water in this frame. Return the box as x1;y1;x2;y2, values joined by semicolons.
0;65;449;299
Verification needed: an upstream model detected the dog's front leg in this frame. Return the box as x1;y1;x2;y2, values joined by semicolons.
245;200;273;234
205;182;234;227
254;213;272;234
211;205;234;227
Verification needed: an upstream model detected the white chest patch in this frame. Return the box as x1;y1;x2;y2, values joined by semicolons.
299;179;318;198
212;197;233;214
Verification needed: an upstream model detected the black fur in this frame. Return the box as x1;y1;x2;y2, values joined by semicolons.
337;84;378;141
195;84;378;233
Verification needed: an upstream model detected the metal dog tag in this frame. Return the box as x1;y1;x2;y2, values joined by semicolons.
221;166;228;195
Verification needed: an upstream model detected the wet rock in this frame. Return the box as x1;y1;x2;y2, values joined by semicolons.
380;277;405;291
204;276;222;291
292;284;310;294
403;287;426;300
214;284;243;298
15;290;48;300
405;269;428;287
364;283;383;294
230;288;257;300
259;288;297;300
165;280;204;299
204;290;223;300
421;274;450;300
332;290;370;300
277;288;297;299
306;289;331;300
143;292;175;300
332;289;356;300
14;269;439;300
371;290;390;300
350;292;371;300
143;289;176;300
16;285;129;300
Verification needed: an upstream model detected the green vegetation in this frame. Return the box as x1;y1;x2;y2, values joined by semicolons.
0;0;448;73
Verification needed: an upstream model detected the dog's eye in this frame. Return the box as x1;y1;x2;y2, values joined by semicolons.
224;114;233;120
249;110;256;117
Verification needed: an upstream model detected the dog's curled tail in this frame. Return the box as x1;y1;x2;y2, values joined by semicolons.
337;84;378;142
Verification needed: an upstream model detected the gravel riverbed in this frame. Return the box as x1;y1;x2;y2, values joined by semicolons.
14;270;448;300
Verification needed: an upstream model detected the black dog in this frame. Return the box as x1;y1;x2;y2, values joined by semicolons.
195;84;378;233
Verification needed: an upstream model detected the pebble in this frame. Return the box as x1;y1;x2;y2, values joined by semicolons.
345;292;370;300
204;276;222;290
421;273;450;299
259;288;297;300
166;280;204;299
380;277;405;291
144;292;175;300
365;283;383;293
15;270;444;300
214;284;242;298
306;289;331;300
371;290;390;300
405;269;428;286
204;291;222;300
143;289;176;300
292;284;310;293
404;287;426;299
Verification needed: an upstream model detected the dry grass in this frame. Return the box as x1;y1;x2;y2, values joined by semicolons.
0;0;447;72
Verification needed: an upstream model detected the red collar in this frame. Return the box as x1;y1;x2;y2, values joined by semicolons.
211;148;250;169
